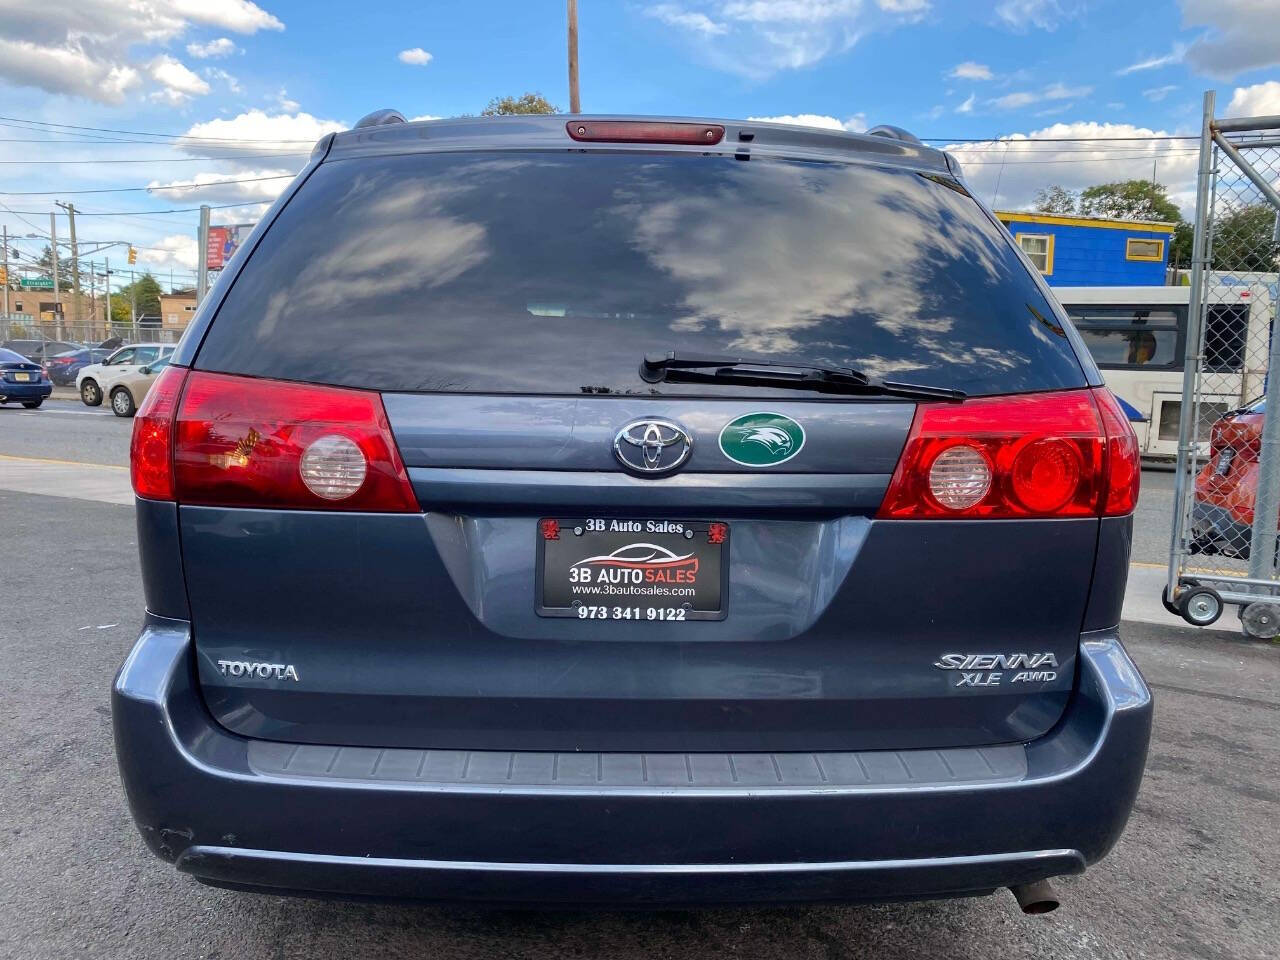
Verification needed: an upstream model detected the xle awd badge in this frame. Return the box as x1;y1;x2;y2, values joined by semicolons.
719;412;805;467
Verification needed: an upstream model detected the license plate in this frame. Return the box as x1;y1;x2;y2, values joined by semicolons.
1216;447;1236;476
537;518;728;620
13;373;30;381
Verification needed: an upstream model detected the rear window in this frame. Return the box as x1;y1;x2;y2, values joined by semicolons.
195;152;1086;396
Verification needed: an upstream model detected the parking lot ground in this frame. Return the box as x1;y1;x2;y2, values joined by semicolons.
1;409;1277;959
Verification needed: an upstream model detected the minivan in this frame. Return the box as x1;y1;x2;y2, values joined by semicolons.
113;113;1151;912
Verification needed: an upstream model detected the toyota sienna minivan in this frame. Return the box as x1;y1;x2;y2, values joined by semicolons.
112;113;1150;913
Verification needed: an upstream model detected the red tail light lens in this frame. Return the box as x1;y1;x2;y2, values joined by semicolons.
130;364;187;500
172;372;418;512
566;120;724;145
1093;387;1140;516
879;388;1137;519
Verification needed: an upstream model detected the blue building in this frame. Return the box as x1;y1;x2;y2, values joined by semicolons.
995;211;1175;286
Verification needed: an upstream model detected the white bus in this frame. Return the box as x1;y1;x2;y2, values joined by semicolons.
1055;277;1275;457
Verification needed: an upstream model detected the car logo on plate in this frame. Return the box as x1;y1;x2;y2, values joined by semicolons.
614;419;693;475
719;412;805;466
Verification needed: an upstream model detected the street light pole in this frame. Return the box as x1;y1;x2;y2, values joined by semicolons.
104;257;112;330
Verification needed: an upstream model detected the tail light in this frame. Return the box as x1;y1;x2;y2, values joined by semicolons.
130;370;418;512
878;388;1139;519
130;364;186;500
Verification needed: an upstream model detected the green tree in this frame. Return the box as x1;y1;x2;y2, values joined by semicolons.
112;273;163;321
1212;203;1280;272
1033;185;1077;214
1170;222;1193;269
35;244;74;282
1077;180;1181;223
481;92;561;116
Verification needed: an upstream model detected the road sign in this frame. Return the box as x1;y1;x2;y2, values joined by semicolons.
19;276;54;289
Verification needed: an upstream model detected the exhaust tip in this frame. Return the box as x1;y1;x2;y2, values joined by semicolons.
1010;879;1061;915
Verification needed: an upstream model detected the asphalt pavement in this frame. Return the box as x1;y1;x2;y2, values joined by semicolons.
1;397;1277;959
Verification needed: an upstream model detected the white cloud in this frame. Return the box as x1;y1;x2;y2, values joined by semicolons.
1226;81;1280;117
147;166;298;203
1116;45;1184;75
645;4;727;34
408;114;443;122
177;108;345;159
274;88;300;112
948;61;992;80
956;93;976;114
994;0;1079;31
946;121;1200;218
203;67;241;93
1143;85;1178;102
992;81;1091;110
143;235;200;272
0;1;281;103
398;47;433;66
169;0;283;34
187;37;238;58
747;113;868;132
0;38;140;104
1183;0;1280;78
640;1;930;78
149;54;210;104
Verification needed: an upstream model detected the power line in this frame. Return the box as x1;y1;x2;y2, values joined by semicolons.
0;174;294;196
0;153;309;165
0;115;322;143
0;200;272;216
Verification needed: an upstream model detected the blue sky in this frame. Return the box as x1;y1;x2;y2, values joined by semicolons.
1;0;1278;286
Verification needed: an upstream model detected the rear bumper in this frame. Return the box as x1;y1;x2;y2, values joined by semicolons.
112;618;1152;906
0;380;52;401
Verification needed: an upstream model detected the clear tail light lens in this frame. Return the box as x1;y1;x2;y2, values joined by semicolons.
879;387;1138;519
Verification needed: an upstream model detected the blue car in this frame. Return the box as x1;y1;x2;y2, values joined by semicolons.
45;347;113;386
112;113;1150;915
0;347;52;408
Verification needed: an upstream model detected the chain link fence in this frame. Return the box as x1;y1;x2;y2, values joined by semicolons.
2;316;185;353
1168;91;1280;637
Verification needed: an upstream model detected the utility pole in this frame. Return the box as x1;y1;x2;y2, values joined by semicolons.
129;268;136;326
104;257;112;330
2;225;9;317
567;0;581;113
55;201;80;325
196;204;210;302
49;212;61;327
89;259;96;326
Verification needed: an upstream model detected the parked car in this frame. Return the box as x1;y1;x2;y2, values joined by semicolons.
113;114;1149;913
1;338;84;365
1191;396;1267;558
104;354;170;417
76;343;174;407
45;347;113;386
0;346;53;408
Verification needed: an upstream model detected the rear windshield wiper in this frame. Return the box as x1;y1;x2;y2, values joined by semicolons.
639;352;966;402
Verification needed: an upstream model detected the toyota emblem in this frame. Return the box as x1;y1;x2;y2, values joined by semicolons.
613;419;693;475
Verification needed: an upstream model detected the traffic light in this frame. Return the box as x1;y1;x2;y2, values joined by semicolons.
127;246;137;264
0;267;7;284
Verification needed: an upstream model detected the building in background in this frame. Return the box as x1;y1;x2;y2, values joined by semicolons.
995;211;1175;287
159;291;198;333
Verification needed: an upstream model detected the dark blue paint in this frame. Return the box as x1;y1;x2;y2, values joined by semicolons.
112;618;1150;904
